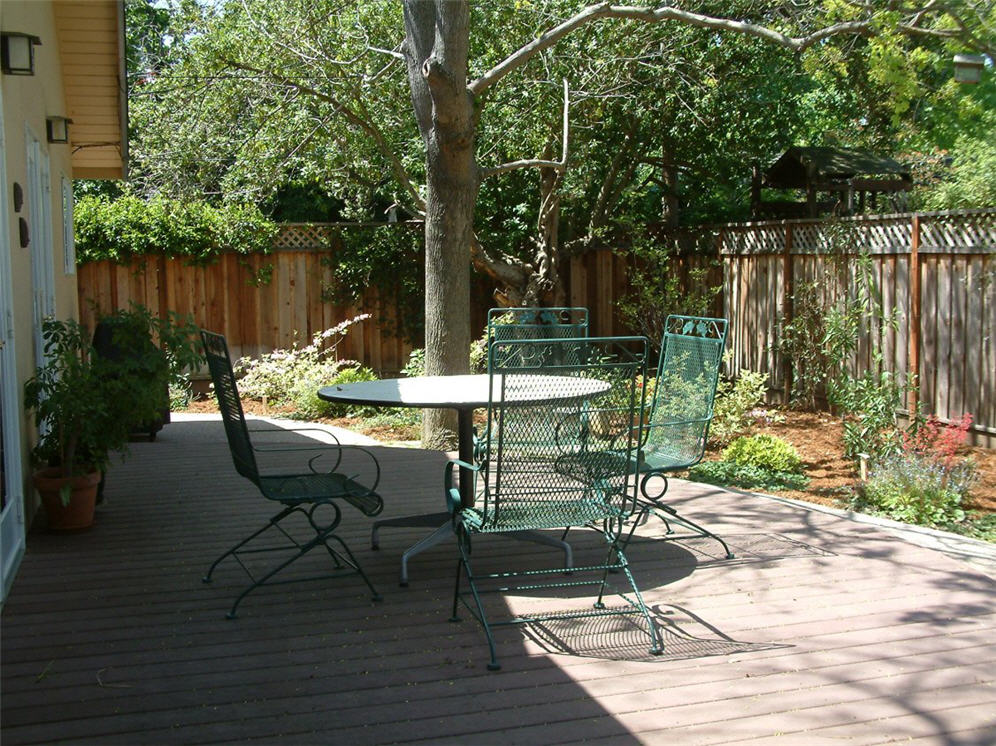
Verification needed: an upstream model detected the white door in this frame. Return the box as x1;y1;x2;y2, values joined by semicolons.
1;89;26;601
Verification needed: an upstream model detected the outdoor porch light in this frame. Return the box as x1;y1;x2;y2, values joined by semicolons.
953;53;985;84
1;32;42;75
46;116;72;144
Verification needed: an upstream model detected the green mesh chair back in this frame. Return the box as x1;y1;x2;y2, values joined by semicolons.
472;336;646;533
486;307;588;370
624;315;733;559
449;335;662;670
642;316;728;471
201;331;261;485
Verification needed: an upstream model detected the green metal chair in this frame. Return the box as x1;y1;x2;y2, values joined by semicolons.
200;331;383;618
448;335;662;670
626;315;733;558
486;306;588;371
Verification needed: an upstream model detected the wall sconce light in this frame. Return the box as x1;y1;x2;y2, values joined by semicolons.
1;32;42;76
953;54;985;84
46;116;72;144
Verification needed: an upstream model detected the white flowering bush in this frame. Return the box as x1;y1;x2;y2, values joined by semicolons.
235;315;376;419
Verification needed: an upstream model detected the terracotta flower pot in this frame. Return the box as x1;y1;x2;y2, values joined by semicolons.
32;467;101;531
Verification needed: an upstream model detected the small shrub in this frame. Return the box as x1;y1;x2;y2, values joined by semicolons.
722;434;804;474
235;315;371;418
854;453;978;527
709;369;768;445
688;460;810;492
902;413;973;470
829;367;907;461
688;433;808;492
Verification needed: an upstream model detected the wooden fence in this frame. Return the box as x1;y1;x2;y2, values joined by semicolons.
78;210;995;445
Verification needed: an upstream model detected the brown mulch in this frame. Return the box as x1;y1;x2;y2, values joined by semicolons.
181;398;995;515
731;411;996;515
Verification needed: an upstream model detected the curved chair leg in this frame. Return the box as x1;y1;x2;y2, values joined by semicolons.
452;525;500;671
626;472;734;559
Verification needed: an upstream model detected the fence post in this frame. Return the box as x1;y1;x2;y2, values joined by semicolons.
781;223;794;405
907;214;921;415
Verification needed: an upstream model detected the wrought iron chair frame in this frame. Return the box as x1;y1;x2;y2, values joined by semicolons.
200;330;383;618
448;336;663;670
626;315;733;558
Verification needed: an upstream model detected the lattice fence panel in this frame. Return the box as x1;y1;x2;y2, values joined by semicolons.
920;211;996;252
273;224;335;250
720;226;786;255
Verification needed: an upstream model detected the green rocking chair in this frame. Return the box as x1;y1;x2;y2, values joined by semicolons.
448;335;662;670
626;315;733;558
200;331;383;618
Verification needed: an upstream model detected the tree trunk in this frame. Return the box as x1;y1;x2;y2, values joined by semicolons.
403;0;478;449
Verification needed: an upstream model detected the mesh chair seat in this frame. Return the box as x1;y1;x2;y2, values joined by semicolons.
258;473;383;516
463;495;624;533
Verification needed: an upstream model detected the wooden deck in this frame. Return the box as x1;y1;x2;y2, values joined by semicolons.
3;415;995;745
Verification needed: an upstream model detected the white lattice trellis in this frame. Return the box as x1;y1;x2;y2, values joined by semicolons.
920;211;996;252
274;224;335;250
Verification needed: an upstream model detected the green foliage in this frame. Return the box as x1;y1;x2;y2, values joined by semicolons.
687;460;810;492
830;368;908;462
722;434;804;474
688;433;808;492
919;123;996;209
853;453;978;528
234;316;374;419
322;225;424;343
618;232;720;355
75;195;277;264
709;369;768;446
23;306;203;484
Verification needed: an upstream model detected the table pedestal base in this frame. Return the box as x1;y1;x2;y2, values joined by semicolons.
372;514;574;586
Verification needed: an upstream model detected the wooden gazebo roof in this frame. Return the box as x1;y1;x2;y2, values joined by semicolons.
764;146;911;190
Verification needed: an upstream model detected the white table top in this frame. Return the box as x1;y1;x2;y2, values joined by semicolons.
318;374;609;410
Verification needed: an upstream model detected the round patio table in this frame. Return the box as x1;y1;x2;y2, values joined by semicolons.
318;373;610;584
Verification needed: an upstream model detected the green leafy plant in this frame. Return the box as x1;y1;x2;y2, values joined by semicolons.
688;433;808;492
853;453;977;528
722;433;803;474
23;308;203;490
235;315;375;419
709;368;768;445
75;195;277;265
688;460;810;492
829;366;908;461
617;230;720;357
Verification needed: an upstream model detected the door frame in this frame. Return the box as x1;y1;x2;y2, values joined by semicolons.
1;86;27;601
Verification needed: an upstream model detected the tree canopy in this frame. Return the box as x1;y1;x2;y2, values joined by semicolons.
110;0;993;444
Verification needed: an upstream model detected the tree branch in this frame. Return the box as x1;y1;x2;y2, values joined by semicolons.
469;3;873;95
480;80;571;180
222;56;425;212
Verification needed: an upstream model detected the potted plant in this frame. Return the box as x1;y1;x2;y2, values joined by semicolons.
23;306;202;530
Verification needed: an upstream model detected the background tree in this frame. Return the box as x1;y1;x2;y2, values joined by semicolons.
119;0;993;445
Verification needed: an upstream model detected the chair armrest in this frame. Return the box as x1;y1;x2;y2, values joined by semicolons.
445;458;480;515
253;442;382;492
248;425;343;448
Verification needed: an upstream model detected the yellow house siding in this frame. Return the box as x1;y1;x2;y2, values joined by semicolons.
1;0;125;544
